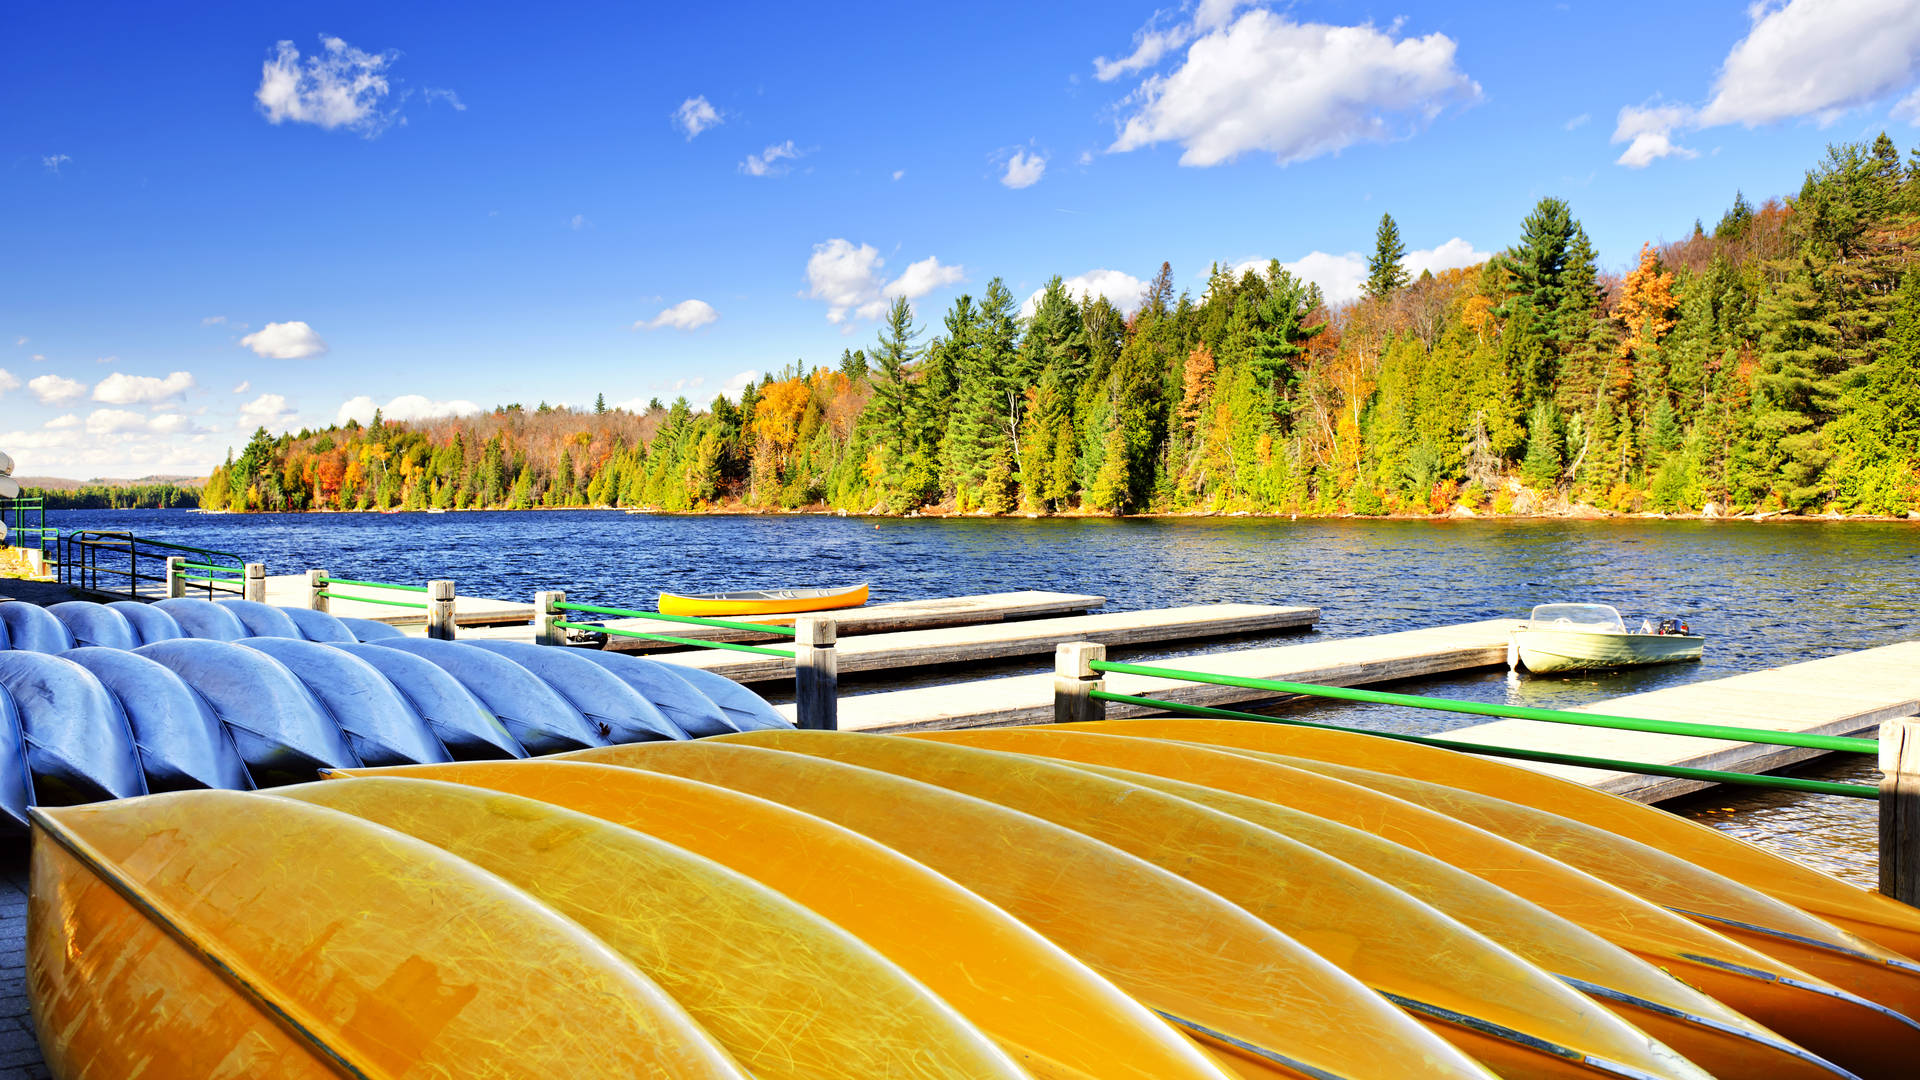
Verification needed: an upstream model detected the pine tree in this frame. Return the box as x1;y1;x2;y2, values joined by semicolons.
1520;401;1563;488
1365;213;1410;300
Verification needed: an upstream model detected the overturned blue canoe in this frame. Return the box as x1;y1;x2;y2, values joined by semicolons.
565;649;737;737
47;602;137;650
327;643;526;760
215;599;304;639
371;639;607;755
280;607;358;643
238;638;451;767
134;639;362;786
339;617;406;642
0;602;74;654
0;652;145;807
651;659;791;732
0;686;26;827
62;647;254;793
466;641;687;743
107;601;184;645
153;598;249;641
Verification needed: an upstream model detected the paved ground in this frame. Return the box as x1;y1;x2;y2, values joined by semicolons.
0;842;47;1079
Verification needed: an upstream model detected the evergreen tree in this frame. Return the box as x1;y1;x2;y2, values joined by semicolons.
1365;213;1410;300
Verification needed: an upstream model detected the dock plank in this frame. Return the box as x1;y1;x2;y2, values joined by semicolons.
662;603;1323;684
799;619;1514;731
1437;642;1920;802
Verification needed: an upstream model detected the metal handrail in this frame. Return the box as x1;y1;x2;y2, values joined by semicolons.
1087;660;1879;755
61;529;246;599
316;576;429;594
549;600;798;637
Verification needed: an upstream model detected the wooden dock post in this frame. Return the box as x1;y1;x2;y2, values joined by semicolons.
793;616;838;730
244;563;266;603
1880;716;1920;906
307;569;329;612
164;556;185;599
426;579;457;640
1054;641;1107;724
534;591;567;646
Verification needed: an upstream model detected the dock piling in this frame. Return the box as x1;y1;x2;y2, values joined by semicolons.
426;579;457;640
1054;642;1107;725
534;591;567;646
165;556;185;599
793;616;838;730
307;569;329;612
1880;716;1920;907
244;563;266;603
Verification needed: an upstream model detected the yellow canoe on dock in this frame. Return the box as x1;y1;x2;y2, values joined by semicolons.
656;583;868;618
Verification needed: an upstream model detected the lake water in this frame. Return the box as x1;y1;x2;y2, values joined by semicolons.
45;508;1920;885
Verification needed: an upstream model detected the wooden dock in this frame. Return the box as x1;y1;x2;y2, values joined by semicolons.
593;590;1105;651
1439;643;1920;802
660;603;1323;685
797;619;1515;731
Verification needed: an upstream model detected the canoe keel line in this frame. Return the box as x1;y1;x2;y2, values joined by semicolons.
26;722;1920;1079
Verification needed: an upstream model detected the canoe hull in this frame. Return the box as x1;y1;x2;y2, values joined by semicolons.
1516;629;1703;673
658;584;869;618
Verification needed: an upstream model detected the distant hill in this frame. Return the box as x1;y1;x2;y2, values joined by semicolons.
13;474;202;491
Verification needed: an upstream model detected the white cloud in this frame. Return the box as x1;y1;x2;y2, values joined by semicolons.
1611;102;1700;168
640;299;720;330
1107;9;1480;167
334;393;482;427
0;369;16;395
1564;113;1590;131
29;355;42;363
1611;1;1920;167
95;355;117;365
422;88;465;111
92;370;194;405
1261;237;1491;305
239;321;328;360
11;336;24;347
1002;149;1047;188
85;409;150;435
1022;269;1150;318
673;95;722;139
721;370;760;402
44;414;78;430
28;374;85;404
255;35;402;136
202;315;227;326
741;140;803;177
805;239;965;324
570;213;589;231
237;393;296;429
232;380;251;394
41;154;69;174
148;412;195;435
892;169;906;181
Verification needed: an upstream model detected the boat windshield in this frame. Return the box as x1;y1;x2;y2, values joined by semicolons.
1527;603;1626;632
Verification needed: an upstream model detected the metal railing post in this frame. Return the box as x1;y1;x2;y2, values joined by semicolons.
244;562;266;603
426;579;457;640
165;556;185;599
1054;642;1107;724
308;569;329;611
793;615;838;730
1881;717;1920;907
534;590;567;646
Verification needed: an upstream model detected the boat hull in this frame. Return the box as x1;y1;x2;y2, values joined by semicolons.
1516;629;1703;673
657;583;869;618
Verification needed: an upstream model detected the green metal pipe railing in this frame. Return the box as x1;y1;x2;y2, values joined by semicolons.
549;619;795;658
1086;689;1878;800
177;561;241;575
550;600;798;637
313;590;429;610
316;576;429;594
1088;660;1878;755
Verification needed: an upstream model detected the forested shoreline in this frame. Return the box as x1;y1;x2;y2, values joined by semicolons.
197;136;1920;520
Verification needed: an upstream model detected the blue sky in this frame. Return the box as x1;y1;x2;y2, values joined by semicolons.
6;0;1920;478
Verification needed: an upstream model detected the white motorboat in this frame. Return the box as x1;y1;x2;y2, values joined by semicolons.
1510;603;1703;674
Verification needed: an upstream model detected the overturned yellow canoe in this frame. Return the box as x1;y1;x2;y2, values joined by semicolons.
564;739;1501;1080
657;583;868;618
719;729;1711;1080
332;759;1237;1080
29;791;752;1080
910;726;1849;1080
